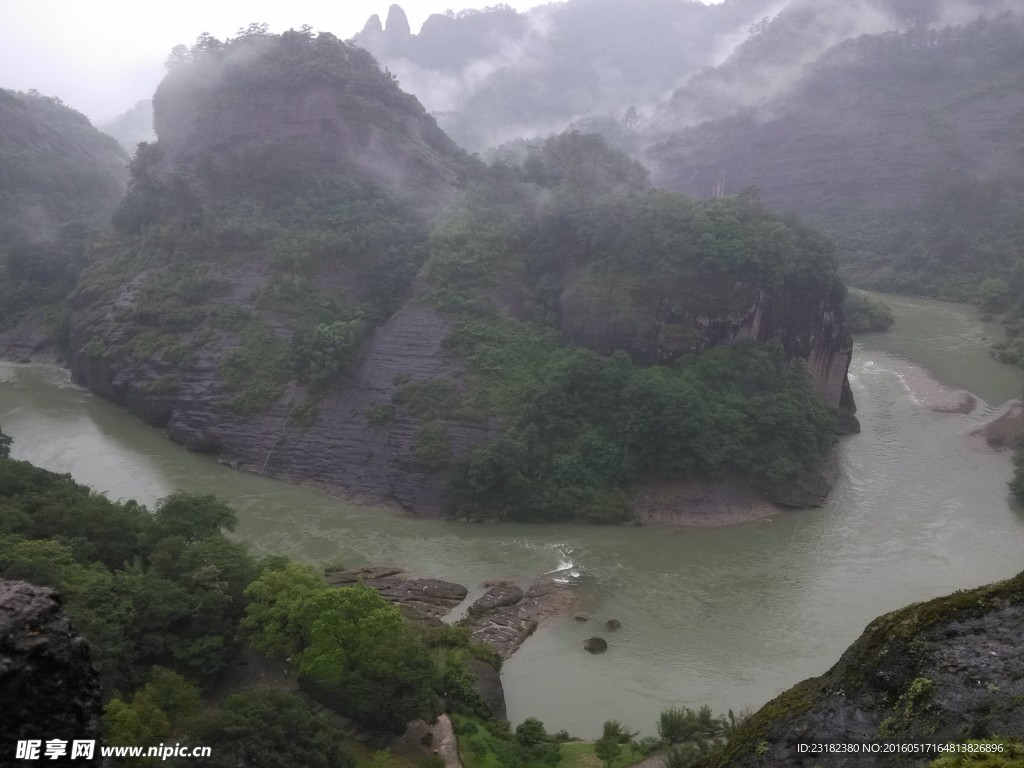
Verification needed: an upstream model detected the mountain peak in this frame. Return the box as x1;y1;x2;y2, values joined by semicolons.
385;4;411;37
361;13;383;36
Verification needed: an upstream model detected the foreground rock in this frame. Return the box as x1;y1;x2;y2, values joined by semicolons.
0;581;102;764
583;637;608;654
699;569;1024;767
327;570;577;659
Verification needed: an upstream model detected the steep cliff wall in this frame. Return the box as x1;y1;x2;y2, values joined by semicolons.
559;276;857;426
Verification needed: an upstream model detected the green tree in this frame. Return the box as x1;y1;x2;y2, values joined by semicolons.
103;667;202;765
515;717;548;747
594;733;622;768
299;584;438;732
151;492;237;544
0;426;11;458
241;561;327;654
189;691;355;768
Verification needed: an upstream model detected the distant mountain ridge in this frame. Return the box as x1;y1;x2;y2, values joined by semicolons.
645;11;1024;300
354;0;782;150
648;12;1024;212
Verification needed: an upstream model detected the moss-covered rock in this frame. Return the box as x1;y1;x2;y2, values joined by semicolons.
696;570;1024;768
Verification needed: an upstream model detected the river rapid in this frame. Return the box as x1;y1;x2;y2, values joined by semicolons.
1;293;1023;737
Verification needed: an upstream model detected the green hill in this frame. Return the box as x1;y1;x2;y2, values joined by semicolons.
0;88;128;339
67;29;855;522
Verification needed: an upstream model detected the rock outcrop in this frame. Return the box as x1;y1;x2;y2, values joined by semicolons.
465;576;577;659
0;581;103;764
560;279;858;432
323;567;576;722
70;303;499;515
699;569;1024;768
325;566;468;622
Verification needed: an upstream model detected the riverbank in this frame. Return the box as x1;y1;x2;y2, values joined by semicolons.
632;478;782;527
6;301;1024;738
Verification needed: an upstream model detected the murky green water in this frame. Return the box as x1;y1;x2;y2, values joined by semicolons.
1;293;1022;737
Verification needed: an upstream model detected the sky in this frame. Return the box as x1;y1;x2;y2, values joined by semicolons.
0;0;561;124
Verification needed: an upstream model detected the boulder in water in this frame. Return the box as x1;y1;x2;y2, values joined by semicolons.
584;636;608;654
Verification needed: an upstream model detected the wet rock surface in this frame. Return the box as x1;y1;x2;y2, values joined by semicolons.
583;637;608;654
325;567;468;623
0;581;102;764
0;317;57;364
709;570;1024;768
464;576;577;659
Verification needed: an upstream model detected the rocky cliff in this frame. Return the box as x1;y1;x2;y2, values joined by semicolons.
698;569;1024;768
0;580;103;765
66;31;857;520
67;30;490;515
559;273;857;429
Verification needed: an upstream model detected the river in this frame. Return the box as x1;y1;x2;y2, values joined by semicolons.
1;293;1023;737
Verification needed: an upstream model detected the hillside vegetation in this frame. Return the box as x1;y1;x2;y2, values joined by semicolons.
649;14;1024;313
0;88;128;334
67;29;850;523
426;135;842;521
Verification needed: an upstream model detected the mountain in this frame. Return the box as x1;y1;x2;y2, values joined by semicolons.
67;29;856;522
353;0;782;151
646;11;1024;302
0;88;128;356
698;568;1024;767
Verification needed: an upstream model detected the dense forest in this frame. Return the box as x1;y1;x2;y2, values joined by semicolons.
648;13;1024;323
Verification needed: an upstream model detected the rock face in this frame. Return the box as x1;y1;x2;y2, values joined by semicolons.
325;567;468;622
703;570;1024;768
560;279;858;432
465;658;507;721
465;576;577;659
70;303;499;515
0;581;102;764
